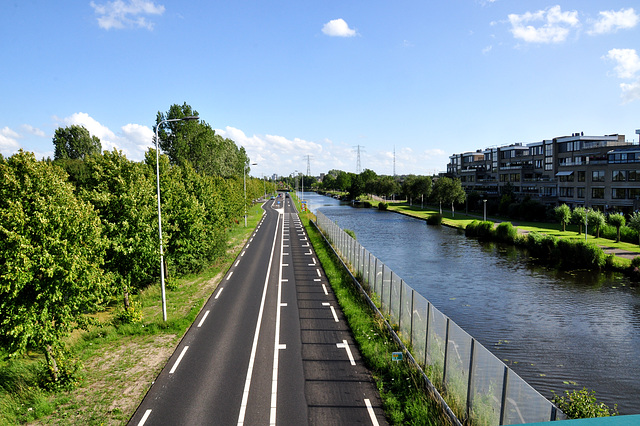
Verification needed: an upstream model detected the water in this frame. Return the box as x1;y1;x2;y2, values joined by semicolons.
303;192;640;414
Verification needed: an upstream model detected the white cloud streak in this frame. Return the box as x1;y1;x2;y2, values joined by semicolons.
56;112;154;159
322;19;357;37
508;5;579;44
588;8;639;35
605;49;640;103
0;127;21;156
90;0;165;30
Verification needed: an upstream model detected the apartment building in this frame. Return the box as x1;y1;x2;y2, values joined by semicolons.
447;132;640;213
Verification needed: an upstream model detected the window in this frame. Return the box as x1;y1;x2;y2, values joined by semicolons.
577;187;585;198
559;174;574;182
592;187;605;199
592;171;605;182
629;170;640;182
612;188;626;199
510;173;520;182
612;170;627;182
559;187;574;197
535;159;543;168
545;143;553;156
577;171;585;182
629;188;640;199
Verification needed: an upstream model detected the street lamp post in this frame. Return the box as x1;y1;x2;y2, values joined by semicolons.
483;199;487;221
155;115;199;321
244;162;257;226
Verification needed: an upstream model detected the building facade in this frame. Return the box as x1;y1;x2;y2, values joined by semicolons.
447;132;640;212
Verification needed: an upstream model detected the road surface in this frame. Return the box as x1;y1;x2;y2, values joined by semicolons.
129;193;387;425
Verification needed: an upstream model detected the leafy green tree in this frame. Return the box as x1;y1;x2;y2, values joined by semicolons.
53;125;102;160
587;210;606;239
79;150;158;313
554;204;571;232
571;206;586;235
0;151;107;385
628;211;640;245
375;175;400;199
360;168;378;195
608;213;626;243
348;174;364;200
433;177;466;217
335;171;352;192
155;102;248;177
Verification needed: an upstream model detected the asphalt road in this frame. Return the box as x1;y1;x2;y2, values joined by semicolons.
129;193;387;425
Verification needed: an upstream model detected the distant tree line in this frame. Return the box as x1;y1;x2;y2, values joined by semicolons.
0;103;266;387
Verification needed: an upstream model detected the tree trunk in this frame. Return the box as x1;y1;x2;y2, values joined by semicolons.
45;345;59;382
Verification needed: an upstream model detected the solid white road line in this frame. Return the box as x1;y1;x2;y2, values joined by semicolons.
237;211;282;426
197;310;210;327
169;346;189;374
270;212;287;425
215;288;224;299
336;340;356;366
137;409;152;426
364;399;380;426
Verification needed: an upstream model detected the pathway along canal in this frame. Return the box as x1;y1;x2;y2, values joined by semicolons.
303;192;640;415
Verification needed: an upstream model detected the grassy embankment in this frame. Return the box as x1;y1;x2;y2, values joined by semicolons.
366;200;640;269
296;195;451;425
0;204;265;425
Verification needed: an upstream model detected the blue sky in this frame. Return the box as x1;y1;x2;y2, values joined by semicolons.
1;1;639;178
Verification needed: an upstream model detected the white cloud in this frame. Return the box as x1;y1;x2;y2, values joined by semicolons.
620;81;640;103
56;112;154;160
604;49;640;103
90;0;165;30
21;124;46;138
0;127;21;156
322;19;357;37
605;48;640;79
508;5;579;43
589;8;639;35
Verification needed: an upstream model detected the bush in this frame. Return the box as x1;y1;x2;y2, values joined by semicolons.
556;239;605;270
378;202;388;211
525;232;557;261
465;220;494;239
426;213;442;225
495;222;518;243
552;387;617;419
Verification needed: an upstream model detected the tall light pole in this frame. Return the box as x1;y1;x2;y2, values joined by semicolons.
244;162;257;226
483;199;487;221
155;115;199;321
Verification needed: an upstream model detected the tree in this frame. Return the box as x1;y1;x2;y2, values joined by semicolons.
571;206;586;235
608;213;626;243
348;174;364;200
375;175;400;199
433;177;466;217
554;204;571;232
53;125;102;160
360;168;378;196
79;150;158;313
628;211;640;246
335;171;352;192
155;102;248;177
0;151;107;385
587;210;606;239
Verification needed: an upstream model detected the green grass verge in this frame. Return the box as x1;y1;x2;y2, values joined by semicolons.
0;204;265;425
300;212;449;425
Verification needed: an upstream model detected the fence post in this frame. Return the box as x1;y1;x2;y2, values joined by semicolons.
398;279;403;332
499;366;510;425
443;317;451;386
410;289;415;348
466;339;476;421
424;302;431;367
380;264;386;311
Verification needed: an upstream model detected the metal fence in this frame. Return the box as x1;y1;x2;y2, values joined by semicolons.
316;210;565;425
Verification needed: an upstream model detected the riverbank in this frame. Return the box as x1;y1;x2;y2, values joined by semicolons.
378;202;640;267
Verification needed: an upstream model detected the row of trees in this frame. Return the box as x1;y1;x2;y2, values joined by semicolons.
308;169;466;215
0;103;266;386
554;204;640;244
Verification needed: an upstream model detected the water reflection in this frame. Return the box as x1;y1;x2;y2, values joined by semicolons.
303;192;640;414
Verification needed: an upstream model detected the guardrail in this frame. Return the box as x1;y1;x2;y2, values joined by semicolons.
315;210;565;425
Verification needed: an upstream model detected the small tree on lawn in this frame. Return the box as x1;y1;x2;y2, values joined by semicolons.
587;210;606;239
628;211;640;246
571;206;586;235
608;212;626;243
554;204;571;232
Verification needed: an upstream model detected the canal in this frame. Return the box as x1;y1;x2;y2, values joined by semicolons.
303;192;640;415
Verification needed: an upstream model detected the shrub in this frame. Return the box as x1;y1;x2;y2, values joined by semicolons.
426;213;442;226
465;220;480;237
556;239;605;270
631;256;640;268
552;387;617;419
476;221;494;240
525;232;557;262
378;202;388;211
495;222;518;243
